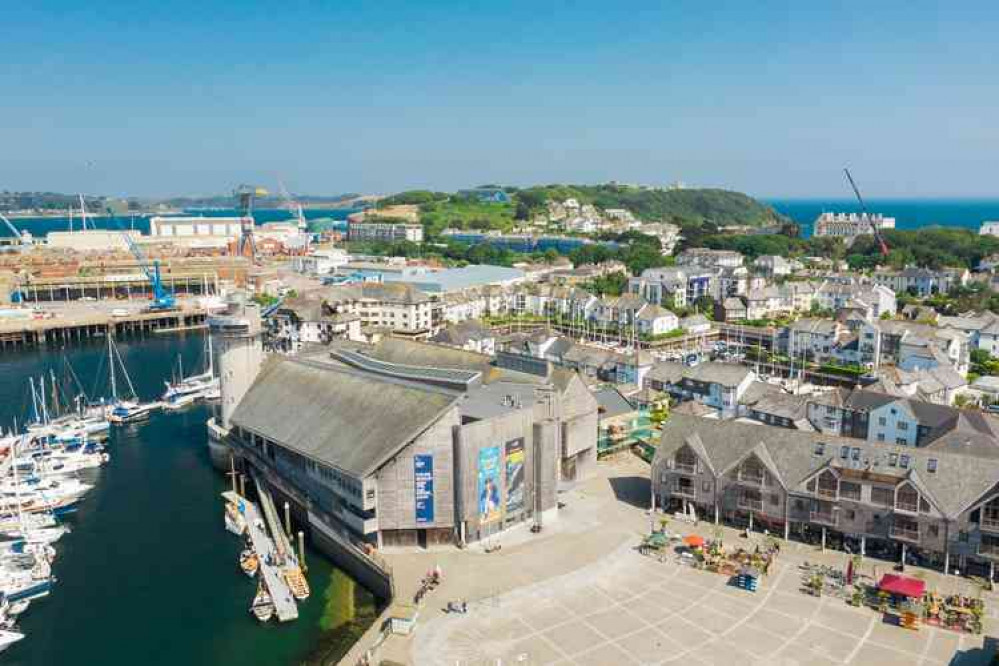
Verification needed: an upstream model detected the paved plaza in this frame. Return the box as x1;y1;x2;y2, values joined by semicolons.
376;455;999;665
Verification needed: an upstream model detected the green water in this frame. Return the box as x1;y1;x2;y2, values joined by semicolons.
0;333;375;666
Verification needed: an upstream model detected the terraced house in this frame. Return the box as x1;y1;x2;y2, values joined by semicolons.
653;415;999;580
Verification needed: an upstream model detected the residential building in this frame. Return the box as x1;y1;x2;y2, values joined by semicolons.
812;212;895;241
635;305;680;337
430;319;496;355
753;255;800;278
644;362;756;419
652;415;999;578
269;290;363;353
873;267;969;298
980;222;999;237
307;282;439;337
676;248;744;270
347;221;424;244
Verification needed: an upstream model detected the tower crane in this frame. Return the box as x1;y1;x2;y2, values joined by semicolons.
233;184;268;260
277;179;307;232
843;168;890;258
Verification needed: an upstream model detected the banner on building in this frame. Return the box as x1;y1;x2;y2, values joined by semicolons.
414;454;434;525
505;438;525;514
478;446;502;524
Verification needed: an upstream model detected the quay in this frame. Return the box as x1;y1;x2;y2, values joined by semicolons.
222;489;299;623
0;305;207;351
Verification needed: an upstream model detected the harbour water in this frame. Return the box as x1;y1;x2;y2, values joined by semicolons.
0;207;356;239
769;198;999;236
0;332;376;666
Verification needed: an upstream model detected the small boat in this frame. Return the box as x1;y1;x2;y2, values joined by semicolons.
250;583;274;623
105;335;160;424
239;550;259;578
284;567;310;601
224;502;247;536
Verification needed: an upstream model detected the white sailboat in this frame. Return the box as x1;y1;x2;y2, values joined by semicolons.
162;330;219;408
106;335;159;424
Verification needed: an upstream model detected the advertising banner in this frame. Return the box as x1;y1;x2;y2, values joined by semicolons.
414;454;434;525
505;438;525;514
477;446;502;524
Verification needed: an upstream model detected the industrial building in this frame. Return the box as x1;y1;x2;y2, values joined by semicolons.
209;300;599;573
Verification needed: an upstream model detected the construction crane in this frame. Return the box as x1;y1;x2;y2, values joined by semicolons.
106;206;176;311
277;179;307;232
843;168;890;258
234;184;268;260
0;212;33;247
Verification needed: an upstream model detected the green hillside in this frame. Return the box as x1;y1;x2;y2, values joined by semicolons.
513;184;782;227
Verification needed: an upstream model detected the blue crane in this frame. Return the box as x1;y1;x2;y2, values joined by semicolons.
106;206;176;310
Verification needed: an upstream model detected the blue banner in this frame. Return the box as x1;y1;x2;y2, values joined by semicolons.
414;454;434;525
478;446;502;524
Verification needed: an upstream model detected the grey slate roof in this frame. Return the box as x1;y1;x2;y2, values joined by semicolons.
594;386;636;420
231;357;460;477
655;415;999;519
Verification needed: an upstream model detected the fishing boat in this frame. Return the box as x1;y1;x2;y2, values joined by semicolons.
239;549;259;578
250;583;274;623
106;335;159;424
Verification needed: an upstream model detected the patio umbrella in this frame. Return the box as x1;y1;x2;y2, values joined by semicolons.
683;535;706;548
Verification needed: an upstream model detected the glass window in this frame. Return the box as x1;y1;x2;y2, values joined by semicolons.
889;453;898;466
877;433;886;442
896;438;907;445
814;443;825;455
840;446;850;459
851;448;861;461
878;417;887;426
898;421;909;431
899;454;910;469
927;458;938;473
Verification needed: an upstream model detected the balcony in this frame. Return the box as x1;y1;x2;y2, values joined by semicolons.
980;515;999;534
890;525;920;543
738;498;764;512
816;487;838;500
894;501;920;515
675;483;696;498
810;511;838;527
674;461;697;475
978;539;999;558
737;472;766;488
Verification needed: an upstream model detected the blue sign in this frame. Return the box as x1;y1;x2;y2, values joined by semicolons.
414;454;434;525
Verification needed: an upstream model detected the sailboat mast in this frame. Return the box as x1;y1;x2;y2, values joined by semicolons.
40;376;50;425
207;328;214;376
108;334;118;402
29;377;39;425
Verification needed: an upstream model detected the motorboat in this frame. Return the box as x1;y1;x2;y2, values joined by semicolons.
239;550;259;578
224;501;247;537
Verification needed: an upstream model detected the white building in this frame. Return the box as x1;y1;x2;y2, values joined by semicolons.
292;248;351;275
149;216;243;239
980;221;999;237
813;212;895;241
347;222;424;244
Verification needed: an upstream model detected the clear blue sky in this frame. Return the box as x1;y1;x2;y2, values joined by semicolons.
3;1;998;199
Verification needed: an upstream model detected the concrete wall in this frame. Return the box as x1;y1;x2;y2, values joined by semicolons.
374;406;460;535
454;408;539;542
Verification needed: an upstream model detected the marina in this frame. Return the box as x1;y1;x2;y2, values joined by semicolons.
0;333;376;666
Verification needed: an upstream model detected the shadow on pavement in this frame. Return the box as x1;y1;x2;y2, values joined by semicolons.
949;636;997;665
608;475;651;509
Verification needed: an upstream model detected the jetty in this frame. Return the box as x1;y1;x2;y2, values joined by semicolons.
222;490;299;623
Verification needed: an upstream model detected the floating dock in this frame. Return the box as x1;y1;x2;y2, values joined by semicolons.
222;490;299;623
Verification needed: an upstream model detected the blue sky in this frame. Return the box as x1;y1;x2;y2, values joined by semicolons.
2;1;998;198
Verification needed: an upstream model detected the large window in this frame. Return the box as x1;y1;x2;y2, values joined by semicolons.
871;487;893;507
896;484;920;513
840;481;861;501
